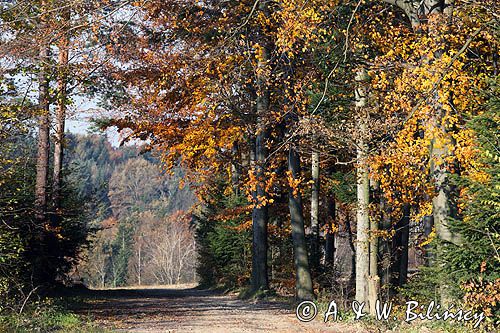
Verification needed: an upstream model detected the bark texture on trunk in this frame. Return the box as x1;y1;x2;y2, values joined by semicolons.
431;140;460;245
288;145;314;301
310;150;320;270
52;7;70;210
369;180;380;279
251;1;271;290
430;137;459;306
368;181;380;314
368;275;380;315
379;195;392;298
231;141;241;196
423;204;434;265
355;162;370;304
354;69;370;304
391;204;410;288
35;1;51;224
251;127;269;291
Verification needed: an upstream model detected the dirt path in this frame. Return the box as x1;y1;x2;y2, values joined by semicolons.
72;285;365;333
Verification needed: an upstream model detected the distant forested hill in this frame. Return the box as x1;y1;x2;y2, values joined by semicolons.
66;134;197;287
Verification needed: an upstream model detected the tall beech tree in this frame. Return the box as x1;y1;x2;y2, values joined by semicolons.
251;0;272;293
354;68;371;305
288;145;314;300
369;0;497;303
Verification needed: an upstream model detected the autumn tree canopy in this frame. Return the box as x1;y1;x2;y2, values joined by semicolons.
0;0;498;331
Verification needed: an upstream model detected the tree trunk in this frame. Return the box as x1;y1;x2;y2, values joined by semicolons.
429;1;461;304
430;136;459;305
310;149;320;271
382;0;461;304
355;158;370;304
379;194;392;299
288;145;314;301
369;180;380;279
137;242;142;285
400;205;410;288
231;141;241;196
52;7;70;210
423;200;434;266
354;68;370;304
251;107;269;293
431;140;460;245
368;181;380;314
344;211;356;284
35;0;51;224
368;276;380;315
251;5;270;289
383;1;458;247
391;204;410;290
30;0;56;285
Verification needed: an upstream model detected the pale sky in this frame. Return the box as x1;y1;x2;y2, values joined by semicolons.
66;95;121;146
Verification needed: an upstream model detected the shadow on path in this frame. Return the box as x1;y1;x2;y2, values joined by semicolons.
68;285;362;333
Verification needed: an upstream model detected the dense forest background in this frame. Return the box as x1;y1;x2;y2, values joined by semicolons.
67;135;197;288
1;130;197;292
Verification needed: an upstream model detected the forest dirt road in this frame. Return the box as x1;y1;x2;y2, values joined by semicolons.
72;284;367;333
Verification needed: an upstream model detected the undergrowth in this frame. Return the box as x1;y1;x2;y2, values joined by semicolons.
0;297;113;333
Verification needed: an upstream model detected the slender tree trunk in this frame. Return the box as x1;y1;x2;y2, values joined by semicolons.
251;113;269;293
31;0;53;286
431;1;462;305
251;4;271;289
138;242;142;285
391;203;410;289
369;181;380;279
111;256;117;288
231;141;241;196
344;211;356;284
288;145;314;301
428;4;459;245
379;194;392;299
310;149;320;271
399;206;410;286
35;0;51;224
421;136;435;266
355;159;370;304
248;136;256;167
430;135;460;305
354;68;370;304
423;198;434;266
368;181;380;314
324;195;336;267
431;139;460;245
52;8;70;210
